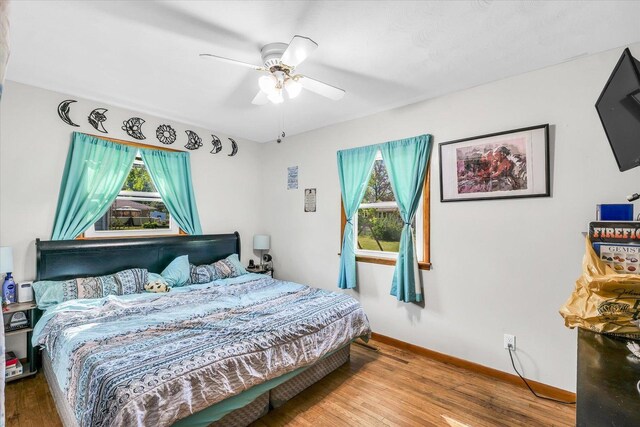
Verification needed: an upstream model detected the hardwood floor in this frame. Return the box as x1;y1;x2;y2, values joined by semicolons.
5;339;575;426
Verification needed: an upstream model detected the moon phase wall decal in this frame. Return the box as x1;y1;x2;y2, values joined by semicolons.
156;124;177;144
57;100;80;127
228;138;238;156
88;108;108;133
184;130;203;150
210;135;222;154
122;117;146;140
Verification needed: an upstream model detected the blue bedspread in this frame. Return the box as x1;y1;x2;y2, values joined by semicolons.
33;274;370;426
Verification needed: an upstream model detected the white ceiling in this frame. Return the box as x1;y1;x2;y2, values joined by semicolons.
7;1;640;142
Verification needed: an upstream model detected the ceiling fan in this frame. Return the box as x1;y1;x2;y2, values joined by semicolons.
200;35;346;105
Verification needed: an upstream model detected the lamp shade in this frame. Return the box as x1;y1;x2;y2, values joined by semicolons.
0;246;13;272
285;78;302;99
253;235;270;250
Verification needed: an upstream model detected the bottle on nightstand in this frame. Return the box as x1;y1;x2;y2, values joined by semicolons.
1;247;16;304
2;273;16;304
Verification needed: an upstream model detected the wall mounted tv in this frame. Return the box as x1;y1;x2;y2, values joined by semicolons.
595;48;640;172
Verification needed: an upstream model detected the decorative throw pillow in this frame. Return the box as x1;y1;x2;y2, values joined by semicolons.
161;255;191;287
144;272;170;293
70;277;104;300
189;264;217;285
225;254;248;276
55;268;148;303
114;268;148;295
145;281;169;293
213;254;246;279
189;254;248;285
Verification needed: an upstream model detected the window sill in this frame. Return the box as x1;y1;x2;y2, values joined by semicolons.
77;229;186;240
338;253;431;270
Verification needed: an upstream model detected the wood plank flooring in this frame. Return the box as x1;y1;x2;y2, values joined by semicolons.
5;339;575;426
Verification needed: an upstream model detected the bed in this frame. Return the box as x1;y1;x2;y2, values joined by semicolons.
32;233;370;427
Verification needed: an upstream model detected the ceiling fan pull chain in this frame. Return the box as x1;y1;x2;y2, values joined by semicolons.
277;106;286;143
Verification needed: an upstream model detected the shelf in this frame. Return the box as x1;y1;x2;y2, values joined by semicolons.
5;369;37;383
5;358;36;383
3;302;36;314
4;327;33;337
247;268;272;274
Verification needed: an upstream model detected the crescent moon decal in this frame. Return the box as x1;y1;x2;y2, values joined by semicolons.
122;117;146;140
228;138;238;157
210;135;222;154
57;100;80;127
88;108;108;133
184;130;203;150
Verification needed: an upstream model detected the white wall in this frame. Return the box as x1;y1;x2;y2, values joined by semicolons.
3;43;640;391
259;43;640;392
0;80;265;282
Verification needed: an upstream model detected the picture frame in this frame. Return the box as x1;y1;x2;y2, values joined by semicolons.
304;188;317;212
439;124;550;202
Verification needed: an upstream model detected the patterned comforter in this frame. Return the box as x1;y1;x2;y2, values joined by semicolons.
33;275;371;427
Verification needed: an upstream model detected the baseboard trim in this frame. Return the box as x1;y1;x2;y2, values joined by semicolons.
370;332;576;402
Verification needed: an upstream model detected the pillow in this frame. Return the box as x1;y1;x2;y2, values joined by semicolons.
145;273;170;293
32;280;67;310
225;253;248;276
189;254;248;285
161;255;191;287
189;264;217;285
32;268;148;309
113;268;148;295
62;268;148;301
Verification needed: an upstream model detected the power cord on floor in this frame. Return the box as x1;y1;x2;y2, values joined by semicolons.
507;345;576;405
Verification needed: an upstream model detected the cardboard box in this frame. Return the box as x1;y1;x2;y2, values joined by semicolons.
593;243;640;274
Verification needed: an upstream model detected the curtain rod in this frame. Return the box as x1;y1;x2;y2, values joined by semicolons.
82;133;183;153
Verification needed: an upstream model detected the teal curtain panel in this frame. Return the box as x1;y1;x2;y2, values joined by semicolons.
140;148;203;235
336;145;378;289
380;134;432;302
51;133;136;240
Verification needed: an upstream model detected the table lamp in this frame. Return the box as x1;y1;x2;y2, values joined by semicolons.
253;235;270;268
1;246;16;304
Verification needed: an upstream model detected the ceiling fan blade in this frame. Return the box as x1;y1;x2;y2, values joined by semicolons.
251;91;269;105
280;35;318;68
199;54;265;71
298;75;345;101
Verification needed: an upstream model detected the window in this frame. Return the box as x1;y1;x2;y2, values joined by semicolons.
84;152;179;238
342;150;430;269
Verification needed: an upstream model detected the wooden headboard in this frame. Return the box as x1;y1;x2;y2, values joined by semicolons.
35;232;241;281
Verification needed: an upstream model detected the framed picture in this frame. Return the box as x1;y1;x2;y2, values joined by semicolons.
439;124;550;202
304;188;317;212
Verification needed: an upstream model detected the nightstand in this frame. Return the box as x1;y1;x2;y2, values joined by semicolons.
3;301;38;382
246;266;274;278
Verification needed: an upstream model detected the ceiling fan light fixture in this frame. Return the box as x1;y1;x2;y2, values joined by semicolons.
201;35;346;106
285;78;302;99
259;75;278;95
267;91;284;104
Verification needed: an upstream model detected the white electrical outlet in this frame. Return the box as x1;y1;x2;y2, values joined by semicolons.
504;334;516;351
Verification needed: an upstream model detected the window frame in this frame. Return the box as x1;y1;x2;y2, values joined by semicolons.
77;135;185;240
341;159;431;270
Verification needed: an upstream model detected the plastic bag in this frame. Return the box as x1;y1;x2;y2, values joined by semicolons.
559;238;640;336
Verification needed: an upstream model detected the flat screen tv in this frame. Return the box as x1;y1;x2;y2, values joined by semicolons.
595;48;640;172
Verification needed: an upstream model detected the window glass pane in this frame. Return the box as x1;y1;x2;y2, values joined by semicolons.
361;158;395;203
122;159;158;193
94;199;172;231
357;207;404;253
93;155;171;232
